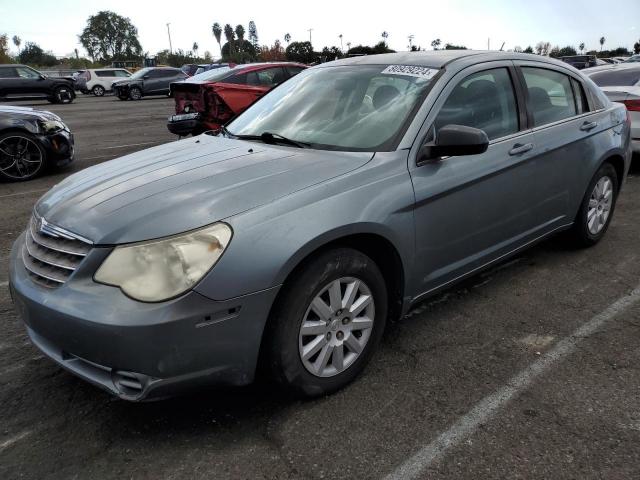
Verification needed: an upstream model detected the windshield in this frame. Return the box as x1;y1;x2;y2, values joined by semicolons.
187;66;235;83
130;68;152;79
227;65;437;151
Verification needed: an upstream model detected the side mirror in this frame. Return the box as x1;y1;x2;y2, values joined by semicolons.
418;124;489;162
39;74;46;80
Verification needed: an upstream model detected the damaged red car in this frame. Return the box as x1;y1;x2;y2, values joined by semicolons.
167;62;307;136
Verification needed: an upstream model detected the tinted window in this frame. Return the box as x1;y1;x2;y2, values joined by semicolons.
16;67;40;79
256;67;287;86
0;67;17;78
589;68;640;87
434;68;519;140
522;67;577;127
95;70;114;77
225;73;247;84
286;66;305;77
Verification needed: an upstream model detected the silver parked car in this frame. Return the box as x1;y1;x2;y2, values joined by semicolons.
585;63;640;153
9;51;632;401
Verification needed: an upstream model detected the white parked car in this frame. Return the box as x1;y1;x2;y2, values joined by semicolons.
586;63;640;153
78;68;132;96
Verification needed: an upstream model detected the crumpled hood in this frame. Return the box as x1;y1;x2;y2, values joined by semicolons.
36;135;373;244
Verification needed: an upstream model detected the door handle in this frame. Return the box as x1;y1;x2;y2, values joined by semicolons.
580;121;598;131
508;143;534;155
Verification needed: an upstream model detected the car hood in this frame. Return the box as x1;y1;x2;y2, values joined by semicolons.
0;105;61;122
35;134;373;244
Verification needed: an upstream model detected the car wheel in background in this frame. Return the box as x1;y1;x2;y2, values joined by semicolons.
129;87;142;100
265;248;387;397
92;85;105;96
0;132;46;181
567;162;619;247
50;86;74;104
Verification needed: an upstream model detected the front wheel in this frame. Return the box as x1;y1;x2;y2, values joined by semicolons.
129;87;142;100
0;132;46;181
266;248;387;397
92;85;105;96
51;86;74;104
567;162;619;247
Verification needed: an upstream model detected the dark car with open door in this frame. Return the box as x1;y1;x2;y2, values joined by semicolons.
167;63;306;136
112;67;187;100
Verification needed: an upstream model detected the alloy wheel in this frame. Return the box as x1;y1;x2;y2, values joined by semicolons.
0;136;44;180
298;277;375;377
56;87;72;104
587;176;613;235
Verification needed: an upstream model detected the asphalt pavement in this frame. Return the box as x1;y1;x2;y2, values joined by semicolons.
0;94;639;479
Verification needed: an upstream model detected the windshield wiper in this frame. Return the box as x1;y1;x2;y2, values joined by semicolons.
218;126;309;148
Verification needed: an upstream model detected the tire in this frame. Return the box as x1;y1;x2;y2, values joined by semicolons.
266;248;388;397
51;85;74;104
567;162;619;247
92;85;105;96
0;131;46;181
129;87;142;100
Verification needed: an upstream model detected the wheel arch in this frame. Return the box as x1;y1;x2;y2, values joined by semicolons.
599;153;626;191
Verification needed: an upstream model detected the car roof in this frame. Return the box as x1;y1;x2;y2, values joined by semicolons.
236;62;306;71
320;50;572;69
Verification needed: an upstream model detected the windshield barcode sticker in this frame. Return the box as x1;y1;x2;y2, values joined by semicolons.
382;65;438;79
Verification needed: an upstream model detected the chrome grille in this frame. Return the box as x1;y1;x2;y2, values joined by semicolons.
22;215;92;288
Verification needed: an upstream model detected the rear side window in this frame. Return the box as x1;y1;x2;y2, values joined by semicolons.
286;66;305;77
571;78;589;114
95;70;113;77
522;67;577;127
434;67;519;141
589;69;640;87
0;67;17;78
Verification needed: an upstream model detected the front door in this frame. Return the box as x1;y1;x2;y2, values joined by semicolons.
409;62;558;299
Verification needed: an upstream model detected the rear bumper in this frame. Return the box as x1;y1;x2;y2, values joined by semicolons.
9;233;280;401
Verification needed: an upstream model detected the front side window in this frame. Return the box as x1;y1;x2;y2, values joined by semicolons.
228;65;437;151
0;67;17;78
522;67;577;127
16;67;40;79
434;68;519;140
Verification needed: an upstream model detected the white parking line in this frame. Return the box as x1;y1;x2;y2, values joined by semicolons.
0;430;32;453
100;141;161;150
384;285;640;480
0;189;47;200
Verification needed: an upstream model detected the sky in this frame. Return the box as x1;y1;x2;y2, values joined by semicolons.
0;0;638;59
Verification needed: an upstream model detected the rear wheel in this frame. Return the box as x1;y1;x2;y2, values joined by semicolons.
567;162;619;247
266;248;387;397
92;85;105;96
0;132;46;181
129;87;142;100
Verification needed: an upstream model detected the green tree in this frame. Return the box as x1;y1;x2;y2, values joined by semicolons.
248;21;259;49
212;22;223;56
235;25;245;53
444;43;467;50
221;40;256;62
285;41;315;63
579;42;585;53
535;41;551;55
634;41;640;54
12;35;21;54
431;38;441;50
79;11;142;62
19;42;57;66
321;46;343;61
224;24;235;56
0;34;11;63
599;36;605;52
523;45;534;53
550;45;577;58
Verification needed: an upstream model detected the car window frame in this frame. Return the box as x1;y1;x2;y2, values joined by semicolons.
511;61;603;132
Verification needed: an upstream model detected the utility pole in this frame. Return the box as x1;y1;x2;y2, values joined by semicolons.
166;23;173;54
307;28;313;44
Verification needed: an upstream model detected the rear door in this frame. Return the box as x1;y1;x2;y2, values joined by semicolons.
143;69;165;94
0;66;19;96
513;61;611;220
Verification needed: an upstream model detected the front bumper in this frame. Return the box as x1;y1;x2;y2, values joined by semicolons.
9;233;280;401
167;113;204;136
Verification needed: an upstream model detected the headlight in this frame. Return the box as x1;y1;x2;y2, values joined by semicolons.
40;120;66;134
95;223;232;302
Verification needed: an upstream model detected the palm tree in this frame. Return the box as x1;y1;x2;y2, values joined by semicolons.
579;42;585;53
235;25;245;53
599;36;605;52
338;34;343;52
346;42;351;53
74;48;79;60
224;24;236;55
212;23;223;56
381;31;389;44
284;33;291;45
12;35;21;54
192;42;199;58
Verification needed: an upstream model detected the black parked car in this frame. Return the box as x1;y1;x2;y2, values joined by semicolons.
0;65;76;104
560;55;598;70
0;105;74;181
112;67;187;100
